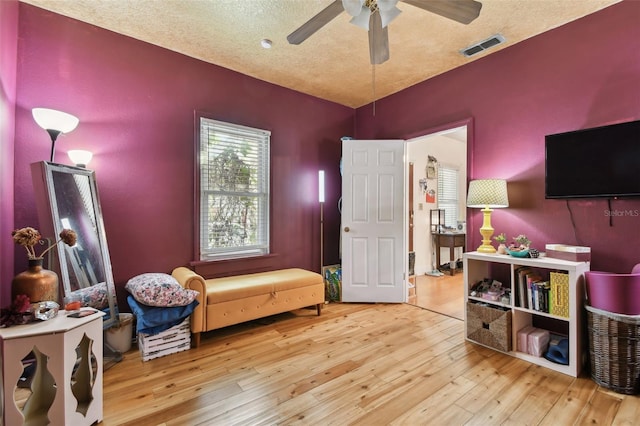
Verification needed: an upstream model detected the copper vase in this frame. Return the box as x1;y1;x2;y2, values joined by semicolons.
11;258;59;303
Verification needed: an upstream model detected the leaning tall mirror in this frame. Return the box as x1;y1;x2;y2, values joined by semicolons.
31;161;119;329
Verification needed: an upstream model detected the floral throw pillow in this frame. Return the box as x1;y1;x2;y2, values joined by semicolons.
125;273;199;307
72;283;109;310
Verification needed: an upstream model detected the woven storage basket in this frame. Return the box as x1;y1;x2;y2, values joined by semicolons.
466;302;512;352
586;305;640;394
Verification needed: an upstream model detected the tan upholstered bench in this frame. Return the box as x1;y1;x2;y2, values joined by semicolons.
171;267;324;347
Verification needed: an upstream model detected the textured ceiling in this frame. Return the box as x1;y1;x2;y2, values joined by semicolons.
20;0;621;108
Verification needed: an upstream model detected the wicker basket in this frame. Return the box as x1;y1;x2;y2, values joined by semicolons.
466;302;512;352
586;305;640;394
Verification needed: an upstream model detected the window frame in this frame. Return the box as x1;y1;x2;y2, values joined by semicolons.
437;164;459;229
194;112;270;262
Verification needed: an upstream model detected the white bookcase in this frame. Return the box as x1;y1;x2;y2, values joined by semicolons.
463;251;590;377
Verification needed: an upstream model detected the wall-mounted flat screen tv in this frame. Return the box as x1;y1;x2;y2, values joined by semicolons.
545;119;640;199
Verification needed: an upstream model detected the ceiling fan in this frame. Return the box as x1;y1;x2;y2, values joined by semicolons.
287;0;483;65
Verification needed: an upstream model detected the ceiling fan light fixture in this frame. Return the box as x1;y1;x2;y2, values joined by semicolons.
377;0;399;12
342;0;365;16
379;6;401;28
349;7;371;30
288;0;483;66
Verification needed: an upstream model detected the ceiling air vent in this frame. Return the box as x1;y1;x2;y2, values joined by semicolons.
460;34;506;58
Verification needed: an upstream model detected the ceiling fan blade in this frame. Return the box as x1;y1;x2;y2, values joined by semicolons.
401;0;482;24
287;0;345;45
368;12;389;65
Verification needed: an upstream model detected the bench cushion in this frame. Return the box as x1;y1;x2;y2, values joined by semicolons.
205;268;322;304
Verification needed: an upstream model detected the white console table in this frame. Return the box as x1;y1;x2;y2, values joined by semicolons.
0;309;104;425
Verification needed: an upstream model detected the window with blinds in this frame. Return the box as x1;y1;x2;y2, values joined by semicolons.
437;165;459;229
197;116;270;260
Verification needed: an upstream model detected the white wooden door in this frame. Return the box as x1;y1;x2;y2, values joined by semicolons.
341;140;406;303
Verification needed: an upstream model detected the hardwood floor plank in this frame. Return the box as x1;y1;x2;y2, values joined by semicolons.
290;360;362;396
503;367;574;425
465;364;555;425
612;393;640;426
412;273;464;320
455;356;531;414
537;376;598;425
354;345;487;424
101;302;640;425
577;388;623;425
388;374;477;424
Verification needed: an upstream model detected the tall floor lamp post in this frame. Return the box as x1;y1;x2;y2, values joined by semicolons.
319;170;325;272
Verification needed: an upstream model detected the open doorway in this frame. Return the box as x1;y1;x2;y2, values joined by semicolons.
406;125;467;319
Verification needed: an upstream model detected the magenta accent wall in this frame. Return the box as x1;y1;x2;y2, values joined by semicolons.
0;0;19;307
354;1;640;273
14;4;351;309
8;1;640;313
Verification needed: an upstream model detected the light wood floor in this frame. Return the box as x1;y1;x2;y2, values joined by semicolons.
102;302;640;425
412;273;464;320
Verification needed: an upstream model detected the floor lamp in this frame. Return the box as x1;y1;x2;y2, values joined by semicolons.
319;170;325;272
32;108;79;163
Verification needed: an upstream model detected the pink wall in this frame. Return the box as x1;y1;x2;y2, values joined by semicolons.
0;0;19;307
8;1;640;314
355;1;640;273
14;4;351;309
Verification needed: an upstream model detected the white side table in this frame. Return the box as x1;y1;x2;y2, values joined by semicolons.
0;309;105;425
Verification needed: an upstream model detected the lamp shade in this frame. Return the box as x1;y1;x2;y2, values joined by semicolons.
342;0;365;16
344;0;401;30
68;150;93;167
379;5;402;28
32;108;79;133
467;179;509;208
349;7;371;30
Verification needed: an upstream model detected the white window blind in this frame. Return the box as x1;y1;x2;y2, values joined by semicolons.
437;165;459;229
198;117;270;260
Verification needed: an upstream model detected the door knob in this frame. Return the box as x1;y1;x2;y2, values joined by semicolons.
344;226;350;232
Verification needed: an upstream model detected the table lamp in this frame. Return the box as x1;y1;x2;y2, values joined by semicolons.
466;179;509;253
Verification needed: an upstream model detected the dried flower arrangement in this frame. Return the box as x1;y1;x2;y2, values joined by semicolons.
12;227;77;260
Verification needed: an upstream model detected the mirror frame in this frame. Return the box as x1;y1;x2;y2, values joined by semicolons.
31;161;119;329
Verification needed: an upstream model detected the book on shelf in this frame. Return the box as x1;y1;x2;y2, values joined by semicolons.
516;267;531;309
516;268;554;314
526;272;542;310
533;281;550;313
